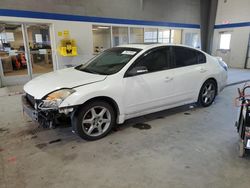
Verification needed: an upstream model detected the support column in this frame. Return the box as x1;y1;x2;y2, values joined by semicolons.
200;0;218;54
22;24;33;79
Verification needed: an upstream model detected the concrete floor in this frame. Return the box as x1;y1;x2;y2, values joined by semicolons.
1;70;250;188
227;68;250;85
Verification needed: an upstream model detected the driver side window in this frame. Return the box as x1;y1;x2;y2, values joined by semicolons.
133;47;171;73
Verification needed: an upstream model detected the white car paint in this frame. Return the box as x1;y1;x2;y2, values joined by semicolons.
24;67;107;99
23;44;228;124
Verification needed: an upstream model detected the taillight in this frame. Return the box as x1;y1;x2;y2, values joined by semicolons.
217;58;228;71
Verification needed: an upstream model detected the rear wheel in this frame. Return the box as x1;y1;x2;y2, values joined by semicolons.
73;101;115;140
198;80;217;107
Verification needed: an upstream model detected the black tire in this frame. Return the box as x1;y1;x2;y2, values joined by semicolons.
72;100;116;141
198;79;217;107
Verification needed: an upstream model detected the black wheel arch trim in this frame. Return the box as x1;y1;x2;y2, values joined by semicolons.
72;96;120;120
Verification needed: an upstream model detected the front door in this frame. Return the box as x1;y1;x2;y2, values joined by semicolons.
123;47;175;115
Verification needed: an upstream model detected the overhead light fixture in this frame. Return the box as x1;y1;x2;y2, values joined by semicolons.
92;28;98;31
97;26;110;29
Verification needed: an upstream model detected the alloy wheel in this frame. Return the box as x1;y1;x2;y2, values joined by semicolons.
201;83;216;105
82;106;111;137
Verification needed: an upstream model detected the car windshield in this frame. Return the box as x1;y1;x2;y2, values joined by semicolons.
75;47;141;75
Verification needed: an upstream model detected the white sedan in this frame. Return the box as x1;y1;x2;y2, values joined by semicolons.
22;44;228;140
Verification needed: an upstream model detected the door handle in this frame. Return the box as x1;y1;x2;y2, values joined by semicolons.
200;68;207;73
165;77;173;82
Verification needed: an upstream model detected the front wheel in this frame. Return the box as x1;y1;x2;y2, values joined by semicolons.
73;101;116;141
198;80;217;107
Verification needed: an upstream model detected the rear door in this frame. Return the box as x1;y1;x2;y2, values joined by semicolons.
171;46;207;103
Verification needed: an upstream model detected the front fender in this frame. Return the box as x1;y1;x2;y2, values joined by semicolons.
59;80;125;116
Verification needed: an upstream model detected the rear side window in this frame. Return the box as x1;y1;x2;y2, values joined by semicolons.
172;46;206;68
197;51;206;64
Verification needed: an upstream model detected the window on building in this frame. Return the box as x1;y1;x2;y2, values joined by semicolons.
129;27;144;43
144;28;158;43
219;33;231;50
0;23;28;76
184;32;201;48
158;29;170;43
171;30;182;44
92;25;111;54
112;26;128;47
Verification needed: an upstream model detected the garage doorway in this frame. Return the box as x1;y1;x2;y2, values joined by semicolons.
216;32;232;66
0;22;54;86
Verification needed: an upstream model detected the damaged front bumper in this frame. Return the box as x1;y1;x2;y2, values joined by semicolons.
22;94;75;128
22;94;39;122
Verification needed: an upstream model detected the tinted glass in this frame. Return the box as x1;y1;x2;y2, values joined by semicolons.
173;46;198;67
133;47;171;73
197;51;206;64
76;47;141;75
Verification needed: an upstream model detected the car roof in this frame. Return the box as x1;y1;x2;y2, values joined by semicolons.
118;43;159;49
118;43;206;54
118;43;196;50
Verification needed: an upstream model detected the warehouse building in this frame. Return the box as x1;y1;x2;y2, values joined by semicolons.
0;1;250;188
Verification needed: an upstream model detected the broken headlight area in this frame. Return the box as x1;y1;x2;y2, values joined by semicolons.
29;89;76;128
38;99;62;110
38;89;75;110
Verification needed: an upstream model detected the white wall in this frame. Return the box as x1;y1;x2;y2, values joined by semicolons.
212;28;249;68
212;0;250;68
215;0;250;24
51;21;94;69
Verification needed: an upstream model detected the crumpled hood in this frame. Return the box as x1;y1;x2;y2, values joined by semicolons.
23;68;107;99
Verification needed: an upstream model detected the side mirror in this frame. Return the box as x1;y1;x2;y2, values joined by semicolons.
126;66;148;76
